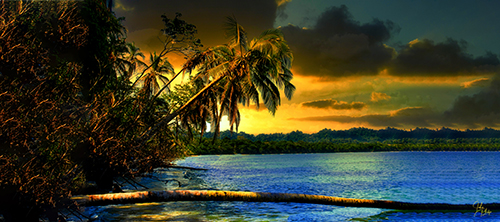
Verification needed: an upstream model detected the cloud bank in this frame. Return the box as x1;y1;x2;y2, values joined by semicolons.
301;99;366;110
293;73;500;129
280;5;399;78
291;107;436;128
389;39;500;76
444;75;500;128
280;5;500;79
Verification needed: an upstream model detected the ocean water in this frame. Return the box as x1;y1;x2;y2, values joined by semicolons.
80;152;500;221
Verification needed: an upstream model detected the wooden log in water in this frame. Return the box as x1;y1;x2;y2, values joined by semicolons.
72;190;500;211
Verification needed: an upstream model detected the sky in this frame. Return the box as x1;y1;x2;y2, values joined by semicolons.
114;0;500;134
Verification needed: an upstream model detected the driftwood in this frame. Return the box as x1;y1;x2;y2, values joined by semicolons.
72;190;500;211
160;165;208;171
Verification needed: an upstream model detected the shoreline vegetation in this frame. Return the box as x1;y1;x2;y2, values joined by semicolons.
191;128;500;155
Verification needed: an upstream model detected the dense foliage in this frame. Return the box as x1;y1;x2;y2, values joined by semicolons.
0;1;295;221
206;127;500;142
0;1;193;221
193;128;500;154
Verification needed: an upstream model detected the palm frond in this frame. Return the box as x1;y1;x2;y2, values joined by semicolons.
225;16;248;52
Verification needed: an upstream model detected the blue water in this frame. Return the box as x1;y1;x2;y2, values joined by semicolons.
82;152;500;221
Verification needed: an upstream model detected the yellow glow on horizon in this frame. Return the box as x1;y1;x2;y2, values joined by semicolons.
227;103;372;134
215;71;498;134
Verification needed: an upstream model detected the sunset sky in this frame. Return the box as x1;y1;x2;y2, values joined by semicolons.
114;0;500;134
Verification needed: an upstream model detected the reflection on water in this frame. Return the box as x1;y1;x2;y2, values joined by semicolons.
77;152;500;221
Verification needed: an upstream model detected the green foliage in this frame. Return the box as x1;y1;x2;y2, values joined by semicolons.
193;128;500;155
0;1;196;220
207;127;500;143
192;137;500;155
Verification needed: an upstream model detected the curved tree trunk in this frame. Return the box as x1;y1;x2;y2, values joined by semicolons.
139;75;224;144
72;190;500;211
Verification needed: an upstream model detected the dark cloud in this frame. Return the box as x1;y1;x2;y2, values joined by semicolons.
280;5;399;78
301;99;366;110
291;107;436;128
390;38;500;76
275;0;291;22
115;0;278;48
278;5;499;78
443;75;500;128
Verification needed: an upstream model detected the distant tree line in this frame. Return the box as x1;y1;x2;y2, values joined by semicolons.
205;127;500;142
192;127;500;154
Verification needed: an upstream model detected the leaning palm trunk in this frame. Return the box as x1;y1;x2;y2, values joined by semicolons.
139;75;224;143
72;190;500;211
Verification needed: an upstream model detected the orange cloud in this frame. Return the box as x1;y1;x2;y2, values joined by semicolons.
276;0;292;7
370;92;391;102
389;107;430;117
408;38;419;47
461;78;490;88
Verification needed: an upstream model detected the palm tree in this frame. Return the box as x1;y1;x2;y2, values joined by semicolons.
138;52;175;97
120;42;146;82
140;16;295;142
186;16;295;137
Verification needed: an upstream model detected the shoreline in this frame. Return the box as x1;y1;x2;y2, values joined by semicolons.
190;139;500;155
188;149;500;156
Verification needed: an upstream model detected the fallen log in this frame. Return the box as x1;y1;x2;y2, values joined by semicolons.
72;190;500;212
157;165;208;171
